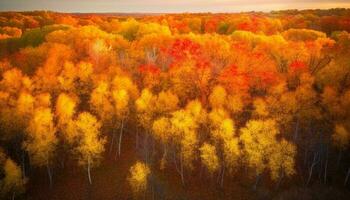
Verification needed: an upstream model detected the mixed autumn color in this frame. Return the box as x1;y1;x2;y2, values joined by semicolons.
0;9;350;199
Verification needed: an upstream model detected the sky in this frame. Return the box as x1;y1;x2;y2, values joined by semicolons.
0;0;350;13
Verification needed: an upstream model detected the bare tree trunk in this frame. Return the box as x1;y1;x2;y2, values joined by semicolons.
337;150;342;170
220;166;225;187
293;118;299;141
144;133;149;164
22;150;26;180
307;153;318;186
324;146;329;184
136;127;139;149
180;153;185;186
46;160;52;187
160;144;167;169
344;167;350;186
117;119;124;157
109;127;115;154
173;149;181;176
276;170;284;191
88;158;92;185
253;173;261;191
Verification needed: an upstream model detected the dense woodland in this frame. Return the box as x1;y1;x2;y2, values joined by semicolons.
0;9;350;200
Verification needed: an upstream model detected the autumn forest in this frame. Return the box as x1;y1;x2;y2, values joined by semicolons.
0;8;350;200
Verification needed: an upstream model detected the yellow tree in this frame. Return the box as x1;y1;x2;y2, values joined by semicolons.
209;85;244;118
209;85;227;109
332;124;350;151
90;81;113;124
0;151;26;199
55;93;77;131
223;138;240;173
111;75;138;157
135;88;156;160
152;117;171;169
112;89;129;157
240;119;286;189
15;91;35;178
208;110;240;186
73;112;106;184
23;107;57;186
16;92;34;125
154;90;179;116
199;143;220;174
90;81;115;154
268;139;296;189
331;124;350;185
135;88;156;131
55;93;77;167
170;109;198;185
128;161;151;199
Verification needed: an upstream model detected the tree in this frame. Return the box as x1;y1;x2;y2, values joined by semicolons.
90;81;113;123
332;124;350;151
112;89;129;157
223;138;240;173
128;161;151;199
240;119;295;189
111;75;137;157
135;88;156;159
268;139;296;189
170;109;199;185
55;93;77;129
23;107;57;187
199;143;220;174
135;89;156;131
152;117;171;169
209;85;227;109
331;123;350;185
72;112;106;184
55;93;77;167
0;152;26;200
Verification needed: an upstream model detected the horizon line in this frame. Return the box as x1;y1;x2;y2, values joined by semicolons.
1;7;349;15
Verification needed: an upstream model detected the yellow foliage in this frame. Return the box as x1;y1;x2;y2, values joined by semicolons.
128;161;151;197
226;94;244;114
209;85;227;109
73;112;106;167
90;81;113;122
211;118;235;142
135;89;156;130
208;108;229;129
76;62;93;87
332;124;350;150
253;98;269;117
240;119;279;174
2;158;26;194
200;143;220;174
268;139;296;181
55;93;77;126
181;130;198;169
16;92;34;119
137;22;171;38
152;117;171;143
24;107;57;166
112;89;129;119
0;69;26;95
155;90;179;115
170;110;196;138
35;93;51;108
223;138;240;173
185;100;207;125
112;75;138;100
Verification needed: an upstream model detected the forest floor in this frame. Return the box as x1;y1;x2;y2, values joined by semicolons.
25;133;350;200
